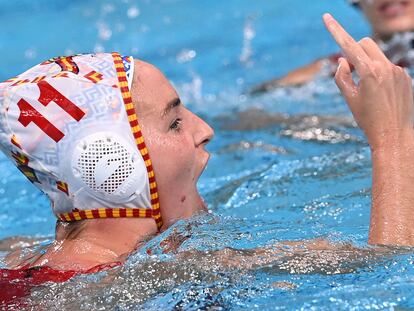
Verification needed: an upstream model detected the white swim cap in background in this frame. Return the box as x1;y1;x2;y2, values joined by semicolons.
0;53;162;229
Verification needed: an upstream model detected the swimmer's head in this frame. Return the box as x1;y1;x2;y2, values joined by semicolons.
349;0;414;37
0;53;213;231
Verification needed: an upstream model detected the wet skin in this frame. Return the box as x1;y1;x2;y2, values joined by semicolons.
324;13;414;245
6;14;414;272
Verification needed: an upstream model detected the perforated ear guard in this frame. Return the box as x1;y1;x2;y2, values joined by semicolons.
71;132;148;204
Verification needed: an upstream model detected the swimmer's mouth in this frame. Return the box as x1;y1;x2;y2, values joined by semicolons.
378;0;409;17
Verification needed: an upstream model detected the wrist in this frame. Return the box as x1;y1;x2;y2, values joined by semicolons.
370;128;414;185
369;128;414;155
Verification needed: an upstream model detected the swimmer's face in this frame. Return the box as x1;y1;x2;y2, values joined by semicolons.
131;60;214;228
358;0;414;36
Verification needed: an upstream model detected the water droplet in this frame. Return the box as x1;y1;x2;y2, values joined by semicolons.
127;6;140;19
176;49;196;63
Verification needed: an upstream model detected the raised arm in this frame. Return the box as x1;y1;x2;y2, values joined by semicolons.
323;14;414;246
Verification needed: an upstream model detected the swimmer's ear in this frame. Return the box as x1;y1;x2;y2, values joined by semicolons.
335;57;357;104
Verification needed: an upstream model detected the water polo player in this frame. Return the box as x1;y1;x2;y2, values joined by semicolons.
0;53;213;270
0;15;413;273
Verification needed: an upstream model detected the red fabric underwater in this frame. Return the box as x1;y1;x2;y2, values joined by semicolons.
0;262;120;307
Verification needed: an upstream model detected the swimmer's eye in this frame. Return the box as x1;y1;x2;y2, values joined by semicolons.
169;118;182;132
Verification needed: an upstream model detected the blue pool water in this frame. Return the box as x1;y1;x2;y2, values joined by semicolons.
2;0;414;309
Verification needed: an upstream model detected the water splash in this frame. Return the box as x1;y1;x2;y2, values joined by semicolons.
239;15;256;65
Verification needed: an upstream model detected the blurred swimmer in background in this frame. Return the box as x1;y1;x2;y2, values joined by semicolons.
251;0;414;93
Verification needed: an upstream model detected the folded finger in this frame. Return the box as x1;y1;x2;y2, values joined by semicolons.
358;37;390;63
335;57;357;105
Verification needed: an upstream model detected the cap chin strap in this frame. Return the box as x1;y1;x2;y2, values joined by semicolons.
112;52;162;229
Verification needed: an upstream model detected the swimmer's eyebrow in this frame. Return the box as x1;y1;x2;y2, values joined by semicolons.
162;98;181;118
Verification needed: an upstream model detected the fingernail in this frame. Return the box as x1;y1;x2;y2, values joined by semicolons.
323;13;333;21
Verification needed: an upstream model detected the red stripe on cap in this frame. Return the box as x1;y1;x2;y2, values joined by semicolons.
133;132;142;140
92;210;100;218
129;119;138;128
106;208;113;218
119;209;126;218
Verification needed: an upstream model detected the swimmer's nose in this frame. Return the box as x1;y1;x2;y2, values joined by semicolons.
193;113;214;147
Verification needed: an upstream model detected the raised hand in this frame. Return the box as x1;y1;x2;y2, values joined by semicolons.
323;14;414;246
323;13;414;150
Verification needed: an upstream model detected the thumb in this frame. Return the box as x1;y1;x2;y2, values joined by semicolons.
335;57;357;105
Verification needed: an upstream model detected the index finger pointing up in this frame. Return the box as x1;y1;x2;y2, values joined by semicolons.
323;13;372;76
